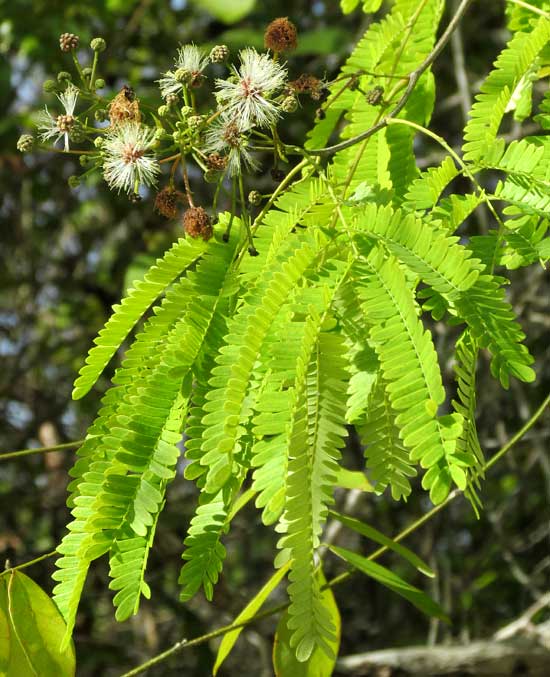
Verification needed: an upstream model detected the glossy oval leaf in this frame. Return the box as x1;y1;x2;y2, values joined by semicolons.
329;545;449;622
0;570;76;676
273;569;340;677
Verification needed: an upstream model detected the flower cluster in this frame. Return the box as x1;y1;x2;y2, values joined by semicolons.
18;19;333;247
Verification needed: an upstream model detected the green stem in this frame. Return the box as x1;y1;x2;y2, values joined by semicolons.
1;550;57;577
0;439;85;462
507;0;550;18
89;51;99;91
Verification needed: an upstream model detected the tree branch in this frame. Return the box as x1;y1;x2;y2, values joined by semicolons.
308;0;476;156
0;439;85;462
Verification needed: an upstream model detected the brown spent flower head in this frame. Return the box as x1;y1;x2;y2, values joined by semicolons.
264;17;298;53
59;33;79;52
366;85;385;106
287;73;324;100
183;207;213;241
206;152;228;172
109;85;141;126
155;186;186;219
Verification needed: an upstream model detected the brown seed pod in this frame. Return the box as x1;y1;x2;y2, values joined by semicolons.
206;152;228;172
183;206;213;241
154;187;186;219
109;85;141;125
264;17;298;53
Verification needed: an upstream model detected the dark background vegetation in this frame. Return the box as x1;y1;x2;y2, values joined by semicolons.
0;0;548;674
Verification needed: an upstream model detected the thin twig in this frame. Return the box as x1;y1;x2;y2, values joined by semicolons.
0;439;85;462
507;0;550;18
1;550;58;578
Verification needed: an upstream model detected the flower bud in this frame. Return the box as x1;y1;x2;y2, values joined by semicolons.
57;71;72;82
90;37;106;52
43;79;58;93
17;134;34;153
94;78;105;89
157;105;169;117
281;95;298;113
79;154;90;167
94;109;108;122
210;44;229;63
174;67;190;84
165;93;179;107
248;190;262;206
82;67;92;78
68;175;81;188
94;136;104;148
59;32;79;52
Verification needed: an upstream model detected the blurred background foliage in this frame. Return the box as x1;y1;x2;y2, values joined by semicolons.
0;1;548;675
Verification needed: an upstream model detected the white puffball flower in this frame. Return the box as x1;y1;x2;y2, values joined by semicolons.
158;44;210;98
215;48;287;130
102;122;160;194
37;84;79;152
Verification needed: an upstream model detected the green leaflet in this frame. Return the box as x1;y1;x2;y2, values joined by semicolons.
72;236;208;399
277;323;350;662
463;16;550;163
329;545;449;622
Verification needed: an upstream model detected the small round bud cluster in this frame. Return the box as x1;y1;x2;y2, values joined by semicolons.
79;154;90;167
68;175;80;188
206;152;228;172
57;71;72;83
248;190;262;206
264;17;298;53
43;79;58;94
94;136;104;148
82;67;93;78
69;123;86;143
59;32;79;52
57;114;75;133
210;44;229;63
180;105;193;119
281;95;298;113
175;67;191;84
165;93;179;107
365;85;384;106
90;37;106;52
17;134;34;153
94;78;105;90
183;206;213;241
154;186;185;219
187;115;203;132
157;104;169;117
95;109;108;122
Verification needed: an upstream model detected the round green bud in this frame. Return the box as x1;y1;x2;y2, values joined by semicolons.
90;37;106;52
210;44;229;63
68;175;81;188
79;154;90;167
94;109;108;122
187;115;203;131
165;93;178;107
248;190;262;206
82;67;92;78
69;124;86;143
157;105;169;117
43;79;58;93
174;67;190;83
180;106;193;119
94;136;104;148
281;95;298;113
94;78;105;89
57;71;72;83
17;134;34;153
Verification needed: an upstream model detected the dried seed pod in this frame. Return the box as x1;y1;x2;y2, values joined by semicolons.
109;85;141;125
206;152;228;172
366;85;384;106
